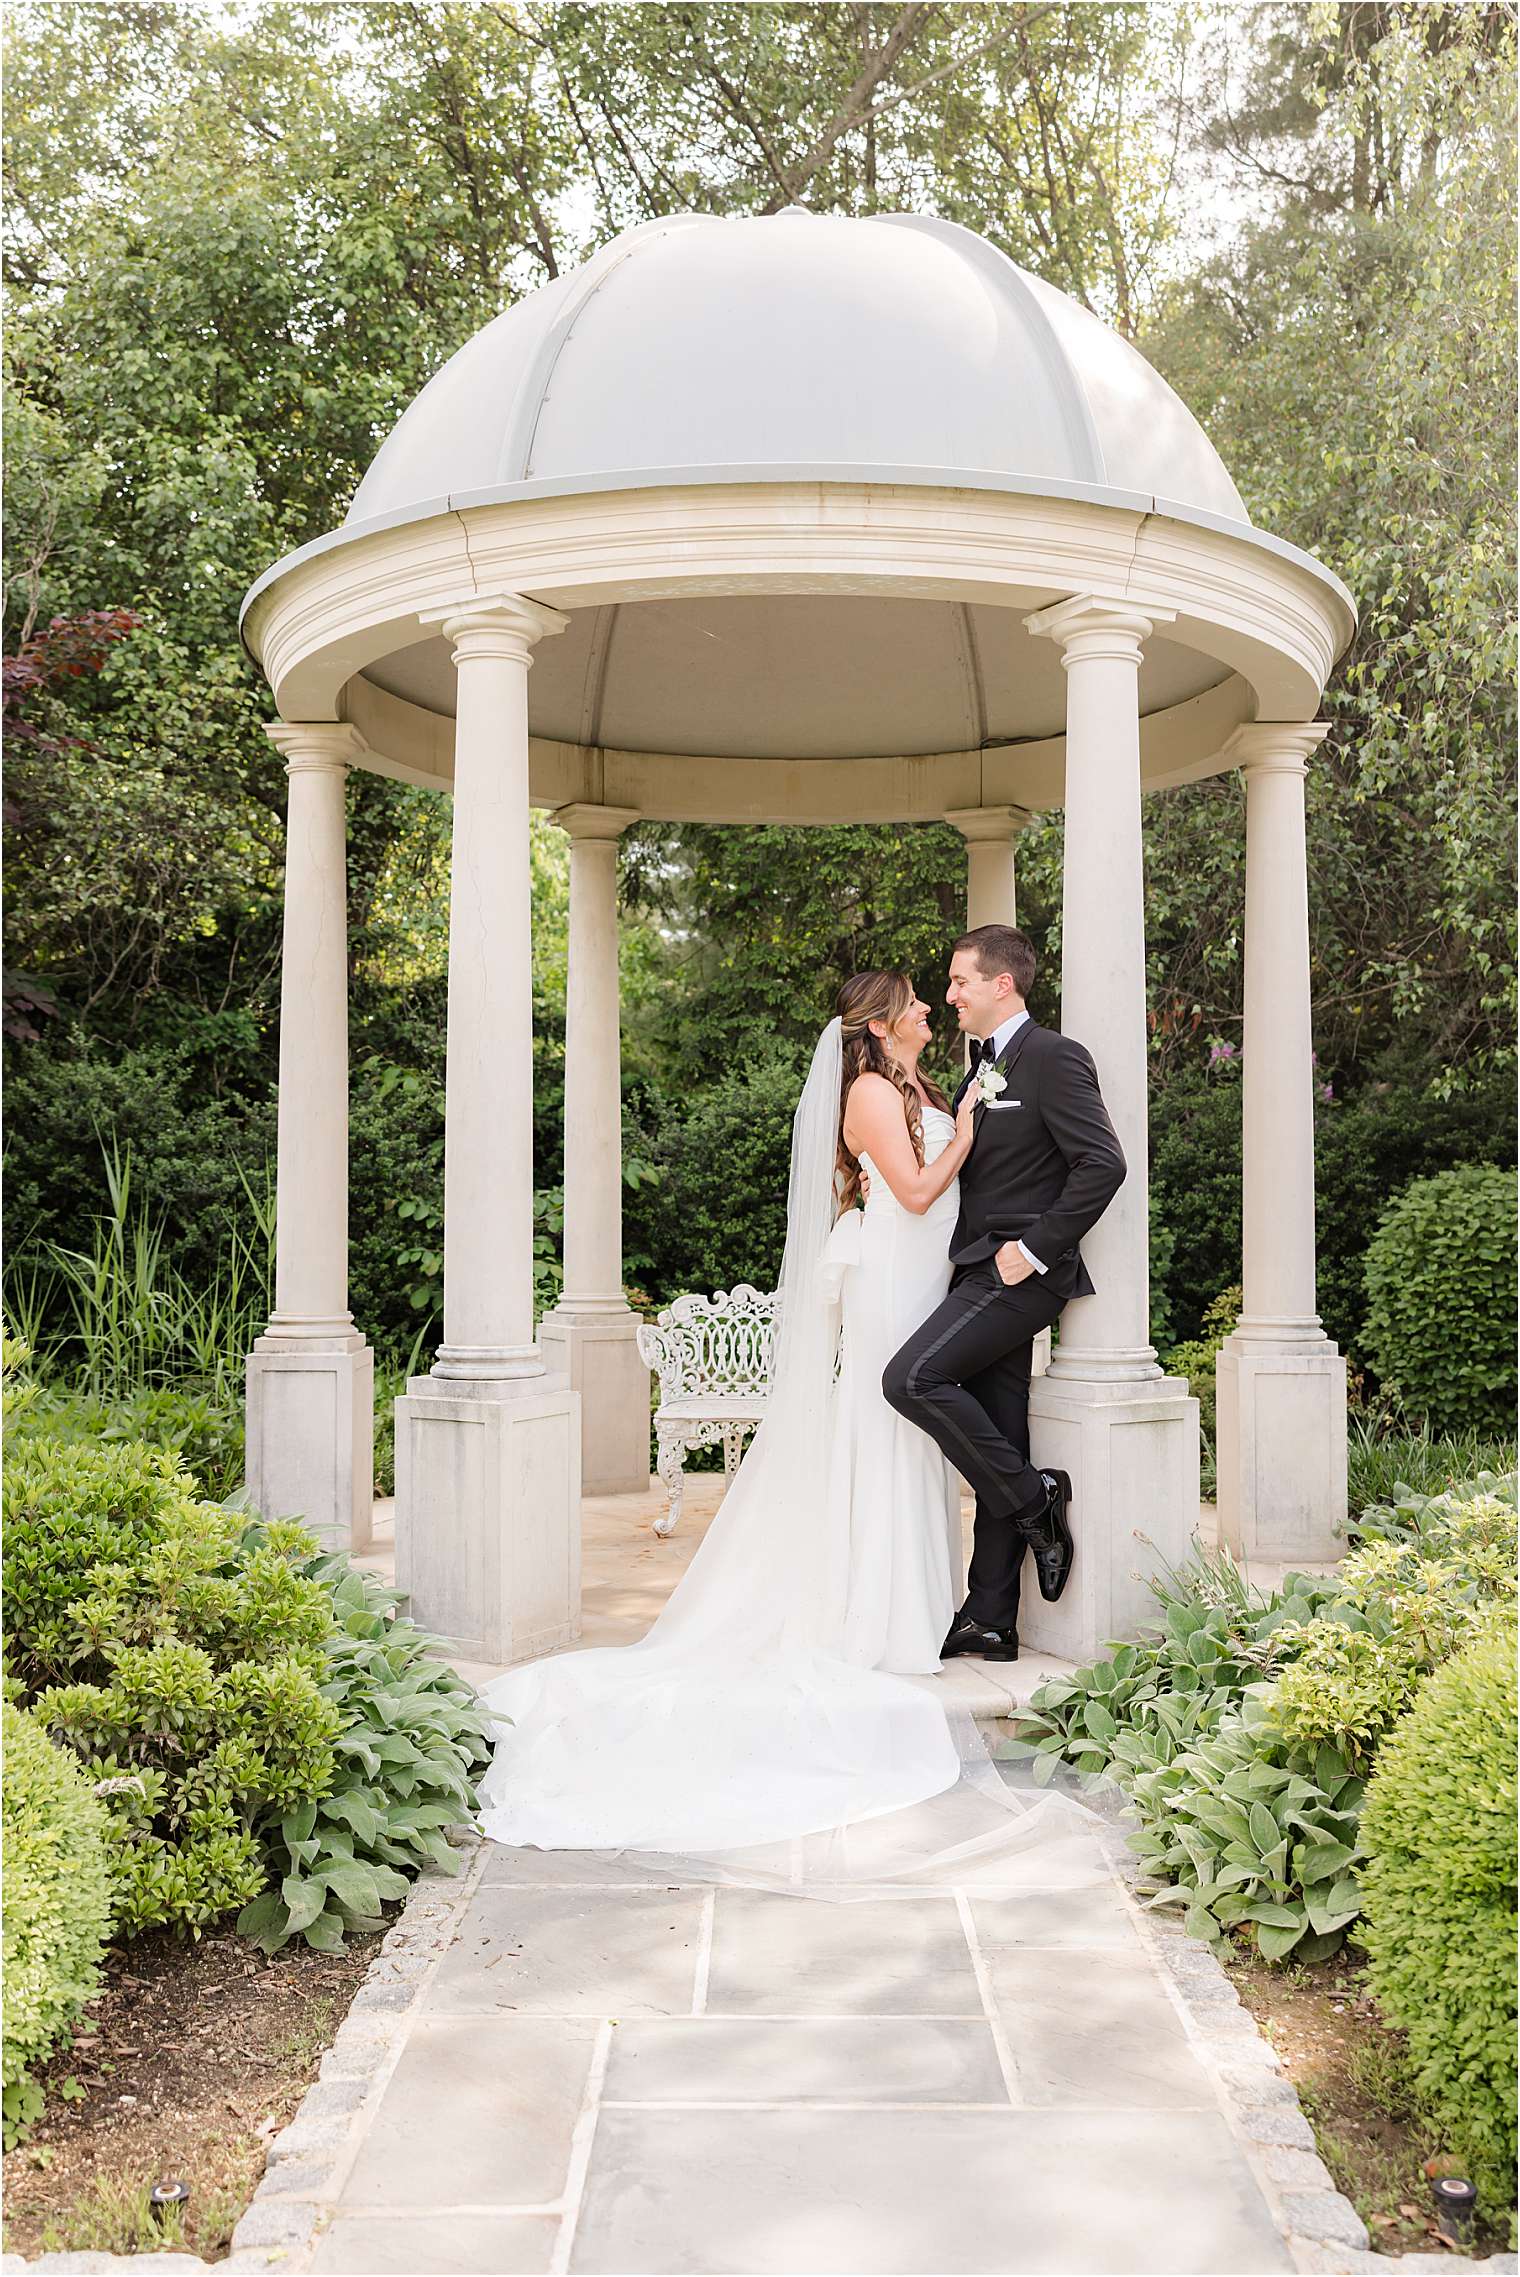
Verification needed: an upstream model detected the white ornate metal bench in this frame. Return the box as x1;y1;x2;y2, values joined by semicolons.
635;1283;776;1536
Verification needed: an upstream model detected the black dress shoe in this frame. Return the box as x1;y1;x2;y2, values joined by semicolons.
941;1612;1019;1663
1020;1469;1074;1603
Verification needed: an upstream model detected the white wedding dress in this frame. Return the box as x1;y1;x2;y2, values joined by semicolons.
474;1022;1107;1893
821;1104;962;1675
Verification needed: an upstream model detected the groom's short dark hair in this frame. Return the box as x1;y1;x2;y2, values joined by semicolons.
955;925;1036;998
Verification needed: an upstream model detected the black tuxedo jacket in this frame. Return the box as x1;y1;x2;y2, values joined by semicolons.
949;1019;1126;1301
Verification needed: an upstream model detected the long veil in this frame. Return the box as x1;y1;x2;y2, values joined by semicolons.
474;1020;1114;1895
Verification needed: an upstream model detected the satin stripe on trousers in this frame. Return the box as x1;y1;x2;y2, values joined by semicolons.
882;1267;1067;1631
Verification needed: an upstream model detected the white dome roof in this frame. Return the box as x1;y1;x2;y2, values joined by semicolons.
346;209;1248;529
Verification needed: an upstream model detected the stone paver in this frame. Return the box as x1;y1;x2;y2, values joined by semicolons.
704;1891;981;2016
987;1946;1217;2108
603;2016;1009;2104
337;2016;598;2207
306;2215;558;2274
570;2105;1293;2274
431;1884;706;2016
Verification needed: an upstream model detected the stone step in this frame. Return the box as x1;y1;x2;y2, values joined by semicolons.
905;1648;1077;1753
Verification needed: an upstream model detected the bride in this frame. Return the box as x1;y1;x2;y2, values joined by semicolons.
474;971;1103;1888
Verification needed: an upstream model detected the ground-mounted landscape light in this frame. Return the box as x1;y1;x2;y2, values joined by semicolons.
1430;2176;1477;2244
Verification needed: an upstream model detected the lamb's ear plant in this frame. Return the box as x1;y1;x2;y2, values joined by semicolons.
238;1549;500;1955
1127;1691;1367;1961
1008;1541;1336;1788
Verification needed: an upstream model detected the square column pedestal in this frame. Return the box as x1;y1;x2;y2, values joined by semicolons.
537;1306;651;1495
1021;1373;1200;1663
246;1337;374;1554
394;1374;581;1666
1216;1336;1348;1565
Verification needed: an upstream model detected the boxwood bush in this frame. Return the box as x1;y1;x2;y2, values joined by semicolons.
1363;1164;1518;1435
1359;1614;1518;2219
2;1702;116;2147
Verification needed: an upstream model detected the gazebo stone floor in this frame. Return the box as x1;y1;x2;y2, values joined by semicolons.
359;1480;1334;1719
172;1484;1408;2277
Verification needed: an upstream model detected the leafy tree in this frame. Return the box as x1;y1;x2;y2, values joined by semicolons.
1141;4;1517;1090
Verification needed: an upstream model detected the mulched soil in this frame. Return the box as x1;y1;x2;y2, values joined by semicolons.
1221;1939;1509;2260
3;1921;383;2262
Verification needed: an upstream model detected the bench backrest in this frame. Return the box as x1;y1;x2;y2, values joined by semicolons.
636;1284;777;1402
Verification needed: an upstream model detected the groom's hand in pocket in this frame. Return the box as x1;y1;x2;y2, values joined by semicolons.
995;1240;1037;1286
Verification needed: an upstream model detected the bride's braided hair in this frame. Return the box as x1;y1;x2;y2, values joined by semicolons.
835;970;951;1213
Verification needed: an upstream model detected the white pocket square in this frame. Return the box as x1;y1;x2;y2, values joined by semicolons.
987;1099;1023;1110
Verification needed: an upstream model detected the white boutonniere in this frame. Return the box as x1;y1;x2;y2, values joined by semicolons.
973;1059;1007;1106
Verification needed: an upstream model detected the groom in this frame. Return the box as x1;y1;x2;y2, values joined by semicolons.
882;925;1126;1661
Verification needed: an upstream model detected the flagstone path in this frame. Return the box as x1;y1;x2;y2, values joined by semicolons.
202;1482;1389;2275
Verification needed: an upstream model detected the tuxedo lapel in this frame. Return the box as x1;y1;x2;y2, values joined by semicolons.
965;1019;1039;1148
994;1018;1038;1084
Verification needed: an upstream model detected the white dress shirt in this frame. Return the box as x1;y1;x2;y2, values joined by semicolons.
974;1008;1046;1274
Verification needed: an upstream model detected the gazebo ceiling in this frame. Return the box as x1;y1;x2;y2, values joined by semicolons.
362;595;1229;761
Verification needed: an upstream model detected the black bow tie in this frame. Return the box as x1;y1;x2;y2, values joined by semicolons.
976;1037;998;1065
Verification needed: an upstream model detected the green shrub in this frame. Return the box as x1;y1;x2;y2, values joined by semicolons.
1273;1489;1518;1767
2;1702;116;2147
2;1436;197;1692
626;1045;805;1301
7;1379;245;1502
1349;1472;1518;1561
1363;1164;1518;1435
1011;1544;1338;1791
6;1423;494;1950
1161;1285;1241;1491
7;1438;340;1936
1359;1615;1518;2219
239;1553;495;1954
1146;1067;1517;1360
1;1042;276;1340
1162;1285;1240;1450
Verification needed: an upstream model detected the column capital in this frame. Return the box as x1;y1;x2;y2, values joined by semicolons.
421;591;570;664
943;804;1032;843
553;802;641;843
265;721;365;774
1024;593;1176;667
1223;720;1330;777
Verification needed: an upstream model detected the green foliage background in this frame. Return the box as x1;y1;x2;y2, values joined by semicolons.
3;3;1515;1390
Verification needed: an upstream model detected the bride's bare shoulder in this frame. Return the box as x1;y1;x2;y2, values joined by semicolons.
842;1071;899;1134
843;1071;897;1107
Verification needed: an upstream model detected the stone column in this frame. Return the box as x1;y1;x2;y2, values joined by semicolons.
1021;595;1199;1660
945;804;1029;931
393;594;582;1666
246;723;374;1551
945;804;1049;1384
1216;723;1347;1564
538;804;651;1494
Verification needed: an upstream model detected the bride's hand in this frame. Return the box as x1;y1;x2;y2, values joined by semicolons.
955;1093;977;1147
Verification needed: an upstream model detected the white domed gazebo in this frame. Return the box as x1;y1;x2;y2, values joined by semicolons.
241;209;1353;1670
